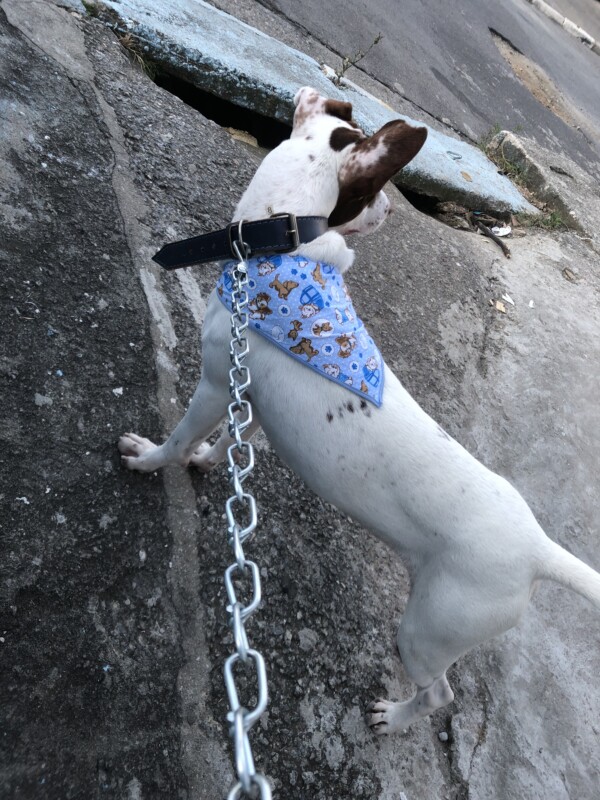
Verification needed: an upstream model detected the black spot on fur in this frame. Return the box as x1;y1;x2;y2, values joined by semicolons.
347;402;354;413
309;154;315;162
326;411;334;422
360;399;372;417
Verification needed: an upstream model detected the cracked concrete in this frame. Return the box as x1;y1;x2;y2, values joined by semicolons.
1;1;599;799
69;0;537;214
488;130;600;248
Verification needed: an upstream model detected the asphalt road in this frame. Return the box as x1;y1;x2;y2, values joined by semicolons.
257;0;600;173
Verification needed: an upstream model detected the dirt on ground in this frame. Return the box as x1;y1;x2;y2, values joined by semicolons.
492;29;598;139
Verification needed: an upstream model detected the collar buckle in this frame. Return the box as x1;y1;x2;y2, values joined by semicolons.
269;212;300;251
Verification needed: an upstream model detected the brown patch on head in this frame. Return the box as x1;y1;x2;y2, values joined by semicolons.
324;99;353;122
330;127;363;151
329;120;427;227
293;88;321;129
293;88;362;132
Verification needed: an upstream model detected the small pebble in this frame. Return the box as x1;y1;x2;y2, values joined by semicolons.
438;731;449;742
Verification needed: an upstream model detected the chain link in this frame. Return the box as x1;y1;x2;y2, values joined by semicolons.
224;237;272;800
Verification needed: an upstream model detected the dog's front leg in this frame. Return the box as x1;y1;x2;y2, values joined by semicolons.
188;412;261;472
119;376;230;472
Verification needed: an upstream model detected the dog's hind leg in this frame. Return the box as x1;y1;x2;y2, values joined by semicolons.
366;559;531;734
366;674;454;734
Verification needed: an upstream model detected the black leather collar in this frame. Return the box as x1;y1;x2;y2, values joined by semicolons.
152;213;328;270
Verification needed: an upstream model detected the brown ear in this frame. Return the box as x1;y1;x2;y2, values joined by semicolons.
324;99;354;122
342;120;427;191
329;120;427;227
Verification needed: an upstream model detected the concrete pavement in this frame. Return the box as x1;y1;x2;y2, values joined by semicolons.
2;1;599;799
69;0;538;215
237;0;600;180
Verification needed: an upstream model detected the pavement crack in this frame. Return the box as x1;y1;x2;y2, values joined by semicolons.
466;680;492;781
248;0;475;143
91;78;231;795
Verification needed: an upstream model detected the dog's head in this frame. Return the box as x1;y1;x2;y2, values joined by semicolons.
291;87;427;235
233;87;427;242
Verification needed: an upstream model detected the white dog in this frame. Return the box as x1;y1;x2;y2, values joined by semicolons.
119;87;600;734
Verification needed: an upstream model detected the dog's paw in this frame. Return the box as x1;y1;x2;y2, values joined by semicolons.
366;699;403;736
188;440;242;472
118;432;161;472
187;442;217;472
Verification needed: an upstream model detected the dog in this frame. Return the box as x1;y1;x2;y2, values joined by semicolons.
119;86;600;735
247;291;272;320
335;332;356;358
312;262;327;289
289;336;319;362
268;273;300;299
311;321;333;337
287;320;303;340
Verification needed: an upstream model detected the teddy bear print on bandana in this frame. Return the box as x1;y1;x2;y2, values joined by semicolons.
217;254;384;407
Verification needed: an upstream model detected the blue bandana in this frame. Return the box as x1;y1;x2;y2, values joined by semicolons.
216;254;384;407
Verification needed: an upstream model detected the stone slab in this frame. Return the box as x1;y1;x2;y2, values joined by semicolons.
95;0;538;214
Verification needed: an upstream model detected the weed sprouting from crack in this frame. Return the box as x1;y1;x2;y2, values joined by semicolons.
479;125;530;182
81;0;100;17
333;34;383;86
484;138;529;186
80;1;156;77
514;210;568;230
477;123;501;152
117;32;158;79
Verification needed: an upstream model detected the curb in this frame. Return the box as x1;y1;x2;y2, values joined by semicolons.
525;0;600;55
488;130;599;243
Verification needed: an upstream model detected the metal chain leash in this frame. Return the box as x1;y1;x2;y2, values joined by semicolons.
223;233;272;800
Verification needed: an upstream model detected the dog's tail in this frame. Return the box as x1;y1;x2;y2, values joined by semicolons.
538;539;600;610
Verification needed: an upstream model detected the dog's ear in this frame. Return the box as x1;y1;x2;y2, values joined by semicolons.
329;120;427;227
294;86;318;107
324;99;354;123
293;88;358;132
